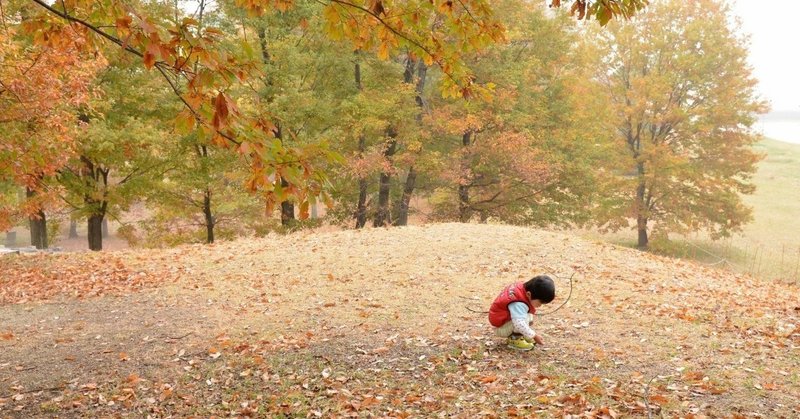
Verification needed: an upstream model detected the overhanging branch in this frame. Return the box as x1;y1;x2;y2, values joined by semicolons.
30;0;241;147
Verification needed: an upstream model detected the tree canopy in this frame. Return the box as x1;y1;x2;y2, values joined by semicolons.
590;0;767;248
4;0;769;253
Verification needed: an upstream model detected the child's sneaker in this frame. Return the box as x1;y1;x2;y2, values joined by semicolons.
507;335;535;351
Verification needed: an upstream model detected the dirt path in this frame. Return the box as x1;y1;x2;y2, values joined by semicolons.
1;223;798;417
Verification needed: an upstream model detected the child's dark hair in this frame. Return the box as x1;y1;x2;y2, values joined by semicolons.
524;275;555;303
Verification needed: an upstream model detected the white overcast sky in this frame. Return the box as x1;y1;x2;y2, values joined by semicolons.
730;0;800;113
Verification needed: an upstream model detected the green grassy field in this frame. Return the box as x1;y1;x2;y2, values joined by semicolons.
729;138;800;280
745;138;800;235
587;138;800;282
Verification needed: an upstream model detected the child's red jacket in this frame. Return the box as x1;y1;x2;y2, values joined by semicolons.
488;282;536;327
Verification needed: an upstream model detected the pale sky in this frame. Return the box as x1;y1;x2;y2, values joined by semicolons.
730;0;800;113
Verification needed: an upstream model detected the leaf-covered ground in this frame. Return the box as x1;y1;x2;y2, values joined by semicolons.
1;223;799;417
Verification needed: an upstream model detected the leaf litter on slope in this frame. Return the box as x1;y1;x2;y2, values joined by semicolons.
1;223;799;416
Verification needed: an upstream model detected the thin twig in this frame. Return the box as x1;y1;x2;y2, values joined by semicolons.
0;385;64;399
535;271;576;316
464;306;486;314
166;332;194;340
643;373;656;419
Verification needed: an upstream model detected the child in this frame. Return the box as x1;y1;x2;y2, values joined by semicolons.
489;275;555;351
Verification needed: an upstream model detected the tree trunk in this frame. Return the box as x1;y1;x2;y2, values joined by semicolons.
257;26;294;227
26;188;47;249
353;59;369;229
458;185;471;222
272;125;295;227
637;217;649;249
28;210;47;249
403;55;415;84
355;135;369;229
415;61;428;113
635;162;648;249
355;176;368;228
458;131;473;222
280;177;295;226
69;220;78;238
79;155;109;251
256;27;271;66
193;145;218;242
87;214;103;251
374;132;397;228
374;170;393;227
394;166;417;226
203;188;215;244
394;58;428;226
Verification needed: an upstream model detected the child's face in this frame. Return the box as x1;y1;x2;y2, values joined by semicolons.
528;295;544;308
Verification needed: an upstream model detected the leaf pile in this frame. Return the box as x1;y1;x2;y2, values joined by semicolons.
0;253;171;304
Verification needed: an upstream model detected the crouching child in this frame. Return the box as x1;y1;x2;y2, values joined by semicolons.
489;275;555;351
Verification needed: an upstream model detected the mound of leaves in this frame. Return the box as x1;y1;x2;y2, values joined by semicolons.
0;253;167;304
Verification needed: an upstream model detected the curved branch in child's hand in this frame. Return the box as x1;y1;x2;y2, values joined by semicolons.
464;267;579;316
535;270;576;316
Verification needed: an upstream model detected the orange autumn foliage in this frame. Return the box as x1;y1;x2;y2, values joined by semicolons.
0;26;104;229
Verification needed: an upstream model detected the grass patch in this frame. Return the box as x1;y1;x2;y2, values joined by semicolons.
582;138;800;282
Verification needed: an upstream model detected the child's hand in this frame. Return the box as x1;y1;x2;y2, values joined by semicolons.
533;335;544;345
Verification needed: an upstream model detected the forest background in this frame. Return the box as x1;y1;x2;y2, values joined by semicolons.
1;0;797;283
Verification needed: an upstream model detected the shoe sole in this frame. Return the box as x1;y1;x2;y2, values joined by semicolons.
507;345;534;351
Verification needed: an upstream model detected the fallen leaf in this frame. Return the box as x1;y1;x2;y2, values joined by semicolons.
159;388;173;401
